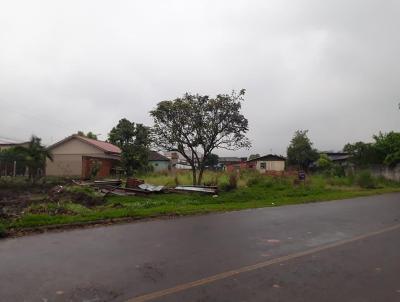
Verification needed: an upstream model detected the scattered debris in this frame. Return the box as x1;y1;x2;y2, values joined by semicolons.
126;178;145;188
138;184;165;192
93;179;122;188
172;185;218;195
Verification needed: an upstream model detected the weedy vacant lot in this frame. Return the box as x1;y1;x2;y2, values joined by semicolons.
1;171;399;238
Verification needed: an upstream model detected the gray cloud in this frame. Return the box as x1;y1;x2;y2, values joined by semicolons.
0;0;399;155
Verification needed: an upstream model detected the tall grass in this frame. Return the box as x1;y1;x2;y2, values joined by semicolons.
136;170;262;188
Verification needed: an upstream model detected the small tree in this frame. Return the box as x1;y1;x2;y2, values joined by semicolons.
317;153;333;171
151;90;251;185
108;119;151;176
286;130;318;171
14;136;53;181
203;153;219;169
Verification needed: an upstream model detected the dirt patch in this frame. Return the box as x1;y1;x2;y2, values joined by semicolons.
0;185;105;220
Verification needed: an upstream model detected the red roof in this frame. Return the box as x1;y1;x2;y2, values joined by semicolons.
48;135;121;154
77;136;121;154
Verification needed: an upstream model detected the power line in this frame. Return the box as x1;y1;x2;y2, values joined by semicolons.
0;135;25;143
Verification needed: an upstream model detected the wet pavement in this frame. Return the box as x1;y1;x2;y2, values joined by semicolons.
0;193;399;301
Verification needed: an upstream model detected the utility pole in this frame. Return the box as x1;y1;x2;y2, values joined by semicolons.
13;161;16;177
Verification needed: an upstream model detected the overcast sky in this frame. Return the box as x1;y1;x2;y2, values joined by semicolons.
0;0;399;156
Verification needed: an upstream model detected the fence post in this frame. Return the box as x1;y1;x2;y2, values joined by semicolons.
13;161;17;177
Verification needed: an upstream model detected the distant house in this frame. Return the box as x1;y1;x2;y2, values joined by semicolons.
323;152;351;165
162;150;201;170
0;141;29;152
247;154;286;173
149;151;171;172
46;135;121;179
0;141;30;176
219;157;248;172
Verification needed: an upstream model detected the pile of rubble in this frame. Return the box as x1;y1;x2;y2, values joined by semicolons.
73;178;218;196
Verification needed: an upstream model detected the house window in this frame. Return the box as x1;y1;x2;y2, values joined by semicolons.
260;162;266;169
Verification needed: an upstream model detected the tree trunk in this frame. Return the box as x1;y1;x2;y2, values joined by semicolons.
197;166;205;185
191;166;197;185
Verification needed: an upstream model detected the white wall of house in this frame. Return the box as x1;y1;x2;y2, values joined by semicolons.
46;138;118;176
256;160;285;172
150;161;170;172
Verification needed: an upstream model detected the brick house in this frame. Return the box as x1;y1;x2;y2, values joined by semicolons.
46;135;121;179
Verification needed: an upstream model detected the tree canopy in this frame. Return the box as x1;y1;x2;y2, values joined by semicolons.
343;141;382;167
150;90;251;184
286;130;318;170
77;131;98;140
373;131;400;166
108;118;151;176
344;131;400;167
14;136;53;181
203;153;219;168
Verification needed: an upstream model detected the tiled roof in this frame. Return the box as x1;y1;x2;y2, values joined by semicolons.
77;136;121;154
247;154;286;162
48;135;121;154
149;151;170;161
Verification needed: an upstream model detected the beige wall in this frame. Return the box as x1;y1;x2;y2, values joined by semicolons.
46;138;119;177
256;160;285;172
46;154;82;176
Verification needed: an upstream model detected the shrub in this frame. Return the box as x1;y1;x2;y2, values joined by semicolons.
246;175;263;187
0;224;6;238
220;173;238;192
356;171;376;189
174;175;180;186
229;173;238;189
330;165;345;177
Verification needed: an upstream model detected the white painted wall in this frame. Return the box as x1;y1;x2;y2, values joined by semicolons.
256;160;285;172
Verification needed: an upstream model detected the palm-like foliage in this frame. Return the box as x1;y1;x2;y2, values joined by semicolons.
14;136;53;181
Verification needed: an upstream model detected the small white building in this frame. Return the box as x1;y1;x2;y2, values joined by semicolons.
247;154;286;173
148;151;171;172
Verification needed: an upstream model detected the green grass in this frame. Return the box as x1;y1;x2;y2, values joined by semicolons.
3;173;400;232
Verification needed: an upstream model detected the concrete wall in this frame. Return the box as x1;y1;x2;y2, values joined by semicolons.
46;138;119;177
46;154;82;177
256;160;285;172
150;161;170;172
367;164;400;182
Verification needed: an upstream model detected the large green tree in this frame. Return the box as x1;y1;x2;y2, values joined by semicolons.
343;141;382;167
286;130;318;170
108;118;151;176
373;131;400;166
150;90;251;185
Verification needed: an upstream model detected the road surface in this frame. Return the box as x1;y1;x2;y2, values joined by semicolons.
0;193;399;301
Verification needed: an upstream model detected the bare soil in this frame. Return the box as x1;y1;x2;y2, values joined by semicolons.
0;186;104;220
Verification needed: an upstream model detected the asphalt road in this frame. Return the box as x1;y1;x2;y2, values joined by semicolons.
0;193;399;302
